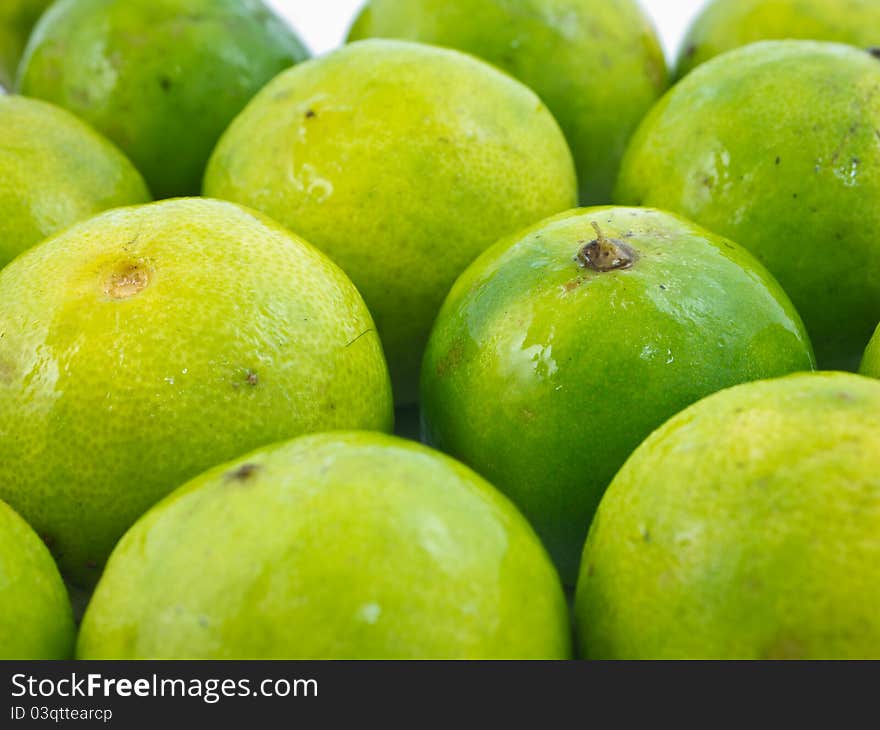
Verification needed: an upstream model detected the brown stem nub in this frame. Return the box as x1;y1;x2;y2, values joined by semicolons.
577;222;636;272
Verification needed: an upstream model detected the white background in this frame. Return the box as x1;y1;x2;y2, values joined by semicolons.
267;0;709;60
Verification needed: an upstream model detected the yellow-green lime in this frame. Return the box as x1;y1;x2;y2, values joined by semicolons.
0;95;150;269
348;0;668;204
0;198;392;585
78;432;570;659
576;372;880;659
0;499;74;659
676;0;880;79
204;39;577;404
17;0;309;198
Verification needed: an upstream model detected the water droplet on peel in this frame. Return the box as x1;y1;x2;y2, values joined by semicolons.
836;157;860;187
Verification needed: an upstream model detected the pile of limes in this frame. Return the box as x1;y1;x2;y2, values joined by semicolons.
1;0;879;660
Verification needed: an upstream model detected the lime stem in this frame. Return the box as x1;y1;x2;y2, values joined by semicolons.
577;222;636;272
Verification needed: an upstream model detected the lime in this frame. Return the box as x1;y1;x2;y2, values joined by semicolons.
616;41;880;370
0;499;74;659
348;0;667;204
422;206;814;583
676;0;880;78
17;0;308;198
77;432;569;659
204;39;577;404
576;372;880;659
0;95;150;269
0;198;392;585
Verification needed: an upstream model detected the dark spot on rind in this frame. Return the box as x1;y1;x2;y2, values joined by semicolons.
305;108;316;119
762;637;806;660
436;340;464;378
227;463;260;482
868;47;880;60
159;76;172;91
684;44;697;59
0;359;14;383
775;156;781;165
245;370;259;386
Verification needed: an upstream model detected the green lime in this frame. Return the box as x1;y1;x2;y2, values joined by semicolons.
676;0;880;79
616;41;880;370
422;206;814;583
0;198;392;585
348;0;667;204
0;499;74;659
77;432;569;659
17;0;308;198
204;39;577;404
0;95;150;269
577;372;880;659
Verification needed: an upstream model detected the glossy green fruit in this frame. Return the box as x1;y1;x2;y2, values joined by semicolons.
348;0;667;204
77;432;570;659
0;499;74;659
576;372;880;659
0;198;392;585
676;0;880;79
17;0;308;198
0;95;150;269
617;41;880;370
204;39;577;404
422;206;814;583
0;0;51;89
